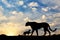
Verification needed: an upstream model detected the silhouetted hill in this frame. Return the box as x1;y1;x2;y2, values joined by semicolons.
0;34;7;36
0;34;60;40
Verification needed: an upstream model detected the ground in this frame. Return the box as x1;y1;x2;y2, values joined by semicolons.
0;34;60;40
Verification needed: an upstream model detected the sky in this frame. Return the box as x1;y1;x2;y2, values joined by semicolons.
0;0;60;36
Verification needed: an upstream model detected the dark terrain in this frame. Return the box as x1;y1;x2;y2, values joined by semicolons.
0;34;60;40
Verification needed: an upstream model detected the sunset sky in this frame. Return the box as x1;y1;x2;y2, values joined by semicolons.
0;0;60;36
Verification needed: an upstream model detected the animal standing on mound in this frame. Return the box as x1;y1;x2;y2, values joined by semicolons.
25;22;57;36
23;29;31;36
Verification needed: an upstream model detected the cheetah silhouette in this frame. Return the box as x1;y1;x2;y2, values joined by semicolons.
23;29;31;36
25;22;57;36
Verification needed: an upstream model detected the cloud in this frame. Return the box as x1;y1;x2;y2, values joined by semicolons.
0;22;28;35
0;6;7;21
52;0;60;6
28;2;38;7
33;15;47;23
41;7;50;12
51;6;59;9
47;13;60;27
2;0;14;7
8;11;24;23
9;11;24;16
39;0;60;6
0;6;4;12
51;13;60;25
18;12;24;16
32;7;37;12
0;15;7;21
0;10;24;24
42;15;46;19
10;11;18;15
53;13;60;18
8;11;34;25
24;17;31;22
0;7;7;21
8;16;16;21
17;1;24;6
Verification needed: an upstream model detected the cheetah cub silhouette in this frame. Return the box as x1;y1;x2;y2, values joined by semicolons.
23;29;31;36
25;22;57;36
